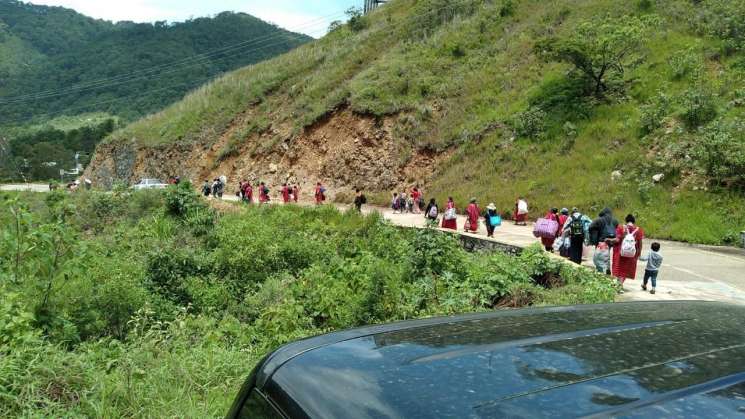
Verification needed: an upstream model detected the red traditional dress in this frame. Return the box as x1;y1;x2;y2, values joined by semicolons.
442;201;457;230
281;186;290;203
465;203;480;233
293;187;299;202
612;224;644;280
242;184;253;204
314;185;325;205
411;189;421;213
540;212;560;249
259;186;269;204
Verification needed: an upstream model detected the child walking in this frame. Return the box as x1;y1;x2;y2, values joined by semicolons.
640;242;663;294
593;242;610;274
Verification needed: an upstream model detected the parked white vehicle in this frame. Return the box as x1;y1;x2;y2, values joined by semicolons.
133;178;168;190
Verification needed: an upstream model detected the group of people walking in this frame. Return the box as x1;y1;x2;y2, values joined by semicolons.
398;191;664;294
202;178;329;206
391;187;424;214
533;207;663;293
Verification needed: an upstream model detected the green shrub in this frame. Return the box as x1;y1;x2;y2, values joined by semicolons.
513;107;547;139
680;86;718;129
668;48;701;80
692;119;745;189
144;248;212;305
639;92;671;134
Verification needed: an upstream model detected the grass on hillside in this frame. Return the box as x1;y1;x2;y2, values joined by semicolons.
100;0;745;244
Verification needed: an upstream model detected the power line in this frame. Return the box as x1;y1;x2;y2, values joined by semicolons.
2;0;485;126
0;10;347;105
0;26;332;126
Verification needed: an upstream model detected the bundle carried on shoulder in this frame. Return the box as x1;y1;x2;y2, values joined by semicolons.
533;217;559;239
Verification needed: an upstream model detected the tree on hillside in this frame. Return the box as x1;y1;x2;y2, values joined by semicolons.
536;15;660;98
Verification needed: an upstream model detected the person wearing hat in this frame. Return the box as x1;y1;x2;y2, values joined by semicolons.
465;198;480;233
484;203;500;238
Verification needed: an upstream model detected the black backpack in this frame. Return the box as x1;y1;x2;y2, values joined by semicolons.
570;215;584;237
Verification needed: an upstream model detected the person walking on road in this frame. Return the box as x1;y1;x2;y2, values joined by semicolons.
557;208;570;257
411;187;422;214
640;242;663;295
539;208;560;251
202;180;211;197
315;182;326;205
484;203;500;238
353;189;367;212
442;197;458;230
465;198;480;233
563;207;590;265
425;198;439;227
242;181;253;204
609;214;644;292
281;184;290;204
259;182;270;204
515;197;529;226
593;242;611;273
589;207;619;274
293;184;299;203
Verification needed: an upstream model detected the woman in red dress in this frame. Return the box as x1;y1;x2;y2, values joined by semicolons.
465;198;480;233
610;214;644;291
258;182;269;204
314;182;325;205
441;197;458;230
541;208;560;251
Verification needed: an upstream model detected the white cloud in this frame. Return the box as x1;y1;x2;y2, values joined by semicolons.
28;0;178;23
25;0;347;36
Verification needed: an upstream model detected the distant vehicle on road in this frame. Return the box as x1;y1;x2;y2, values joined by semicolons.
228;301;745;418
133;178;168;190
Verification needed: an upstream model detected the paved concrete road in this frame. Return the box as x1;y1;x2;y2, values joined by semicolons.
7;185;745;304
0;183;51;192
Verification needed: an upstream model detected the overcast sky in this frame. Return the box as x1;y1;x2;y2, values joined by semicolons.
27;0;360;37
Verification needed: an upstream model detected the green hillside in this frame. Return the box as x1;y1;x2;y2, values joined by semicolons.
101;0;744;244
0;0;311;125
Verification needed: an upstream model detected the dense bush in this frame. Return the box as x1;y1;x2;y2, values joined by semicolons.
513;106;547;139
692;119;745;189
639;92;672;134
680;85;718;129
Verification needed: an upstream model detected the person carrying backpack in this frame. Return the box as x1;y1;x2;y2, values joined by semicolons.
608;214;644;292
202;180;211;197
441;197;457;230
425;198;438;227
562;207;590;265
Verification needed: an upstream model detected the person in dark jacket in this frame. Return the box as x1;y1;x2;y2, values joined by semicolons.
484;203;499;238
589;207;619;274
589;207;619;246
353;189;367;212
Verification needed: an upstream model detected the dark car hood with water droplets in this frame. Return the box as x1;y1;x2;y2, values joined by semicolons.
257;301;745;419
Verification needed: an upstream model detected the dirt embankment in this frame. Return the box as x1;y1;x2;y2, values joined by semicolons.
86;107;449;198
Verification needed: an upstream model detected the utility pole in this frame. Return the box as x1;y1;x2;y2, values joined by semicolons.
364;0;386;14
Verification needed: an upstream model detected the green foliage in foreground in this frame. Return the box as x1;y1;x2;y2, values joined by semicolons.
0;187;616;417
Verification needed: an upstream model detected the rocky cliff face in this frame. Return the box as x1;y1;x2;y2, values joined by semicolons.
85;107;446;199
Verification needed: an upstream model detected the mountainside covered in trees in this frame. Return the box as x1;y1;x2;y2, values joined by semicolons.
0;0;311;124
88;0;745;244
0;0;311;181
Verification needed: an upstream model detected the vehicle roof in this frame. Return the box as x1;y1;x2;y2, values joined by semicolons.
257;301;745;418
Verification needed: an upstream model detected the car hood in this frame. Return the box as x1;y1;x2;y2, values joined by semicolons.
261;302;745;418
